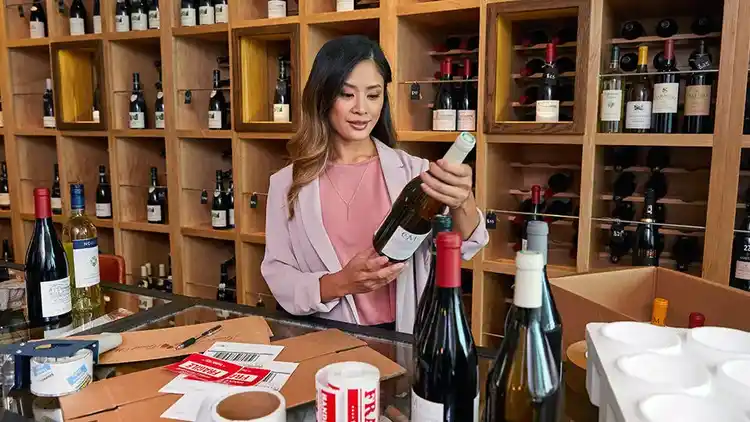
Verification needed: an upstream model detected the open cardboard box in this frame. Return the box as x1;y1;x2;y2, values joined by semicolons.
60;329;405;421
551;267;750;349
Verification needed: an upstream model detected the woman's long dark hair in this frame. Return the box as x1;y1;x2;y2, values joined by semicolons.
286;35;397;218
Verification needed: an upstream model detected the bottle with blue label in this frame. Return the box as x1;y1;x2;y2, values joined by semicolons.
62;184;103;315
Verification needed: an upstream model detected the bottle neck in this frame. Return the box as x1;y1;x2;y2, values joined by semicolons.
99;173;107;183
71;207;84;216
151;174;158;186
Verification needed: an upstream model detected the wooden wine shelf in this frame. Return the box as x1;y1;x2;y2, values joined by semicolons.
182;225;237;241
608;32;722;46
595;133;714;147
120;221;171;234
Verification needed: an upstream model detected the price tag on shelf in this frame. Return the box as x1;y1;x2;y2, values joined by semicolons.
485;211;497;230
200;190;208;204
57;0;64;13
410;83;421;100
184;90;192;105
17;5;24;17
249;194;258;209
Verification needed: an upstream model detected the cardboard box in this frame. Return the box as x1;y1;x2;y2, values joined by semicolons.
61;329;405;421
551;267;750;349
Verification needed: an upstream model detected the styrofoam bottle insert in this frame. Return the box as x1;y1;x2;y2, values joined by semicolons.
585;321;750;422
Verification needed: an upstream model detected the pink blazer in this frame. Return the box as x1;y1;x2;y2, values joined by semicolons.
261;139;489;333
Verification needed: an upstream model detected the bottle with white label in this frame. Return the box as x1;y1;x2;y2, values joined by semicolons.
63;184;103;315
432;58;456;131
129;72;147;129
51;164;62;215
147;167;166;224
29;0;47;39
115;0;130;32
0;162;10;211
600;45;623;133
536;43;560;123
198;0;214;24
211;170;228;229
227;177;235;228
373;132;476;262
273;56;290;122
130;0;148;30
180;0;197;26
155;61;165;128
336;0;354;11
93;0;102;33
214;0;228;23
652;39;679;134
96;165;112;219
137;265;154;309
43;78;55;129
208;69;227;129
148;0;160;28
625;45;652;133
25;188;72;327
69;0;87;35
731;200;750;291
267;0;286;18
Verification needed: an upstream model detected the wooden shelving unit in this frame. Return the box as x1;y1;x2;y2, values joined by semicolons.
0;0;748;346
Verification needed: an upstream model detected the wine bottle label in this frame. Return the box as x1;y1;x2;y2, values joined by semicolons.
138;295;153;310
148;9;160;28
72;238;100;289
380;226;429;261
625;101;652;129
147;205;162;222
0;193;9;206
273;104;290;122
600;90;623;121
457;110;476;131
40;277;72;318
735;260;750;281
93;109;100;123
70;17;85;36
181;8;196;26
652;82;679;114
212;209;227;228
93;16;102;33
30;21;45;39
131;12;147;30
215;4;228;22
267;0;286;18
684;85;711;116
155;111;165;128
411;390;442;421
208;111;223;129
521;238;528;251
535;100;560;122
115;15;130;32
336;0;354;11
51;197;62;211
129;111;146;129
43;115;56;128
198;5;215;25
96;203;112;217
432;109;456;131
229;208;234;226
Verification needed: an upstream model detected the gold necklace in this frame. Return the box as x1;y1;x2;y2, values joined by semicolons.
324;161;372;221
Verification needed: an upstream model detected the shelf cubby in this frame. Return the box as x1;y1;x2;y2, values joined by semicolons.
307;16;379;62
182;235;235;300
57;135;111;217
121;229;170;285
239;137;286;238
114;136;168;225
232;24;298;132
109;37;163;131
97;227;115;254
4;0;51;42
49;0;100;38
9;45;52;130
50;39;106;130
240;241;270;307
235;0;299;21
179;136;232;232
16;135;59;215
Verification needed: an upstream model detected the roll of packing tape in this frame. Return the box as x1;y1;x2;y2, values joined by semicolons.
32;397;63;422
29;349;94;397
196;387;286;422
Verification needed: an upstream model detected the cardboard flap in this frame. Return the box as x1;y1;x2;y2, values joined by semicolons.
68;395;180;422
273;329;367;363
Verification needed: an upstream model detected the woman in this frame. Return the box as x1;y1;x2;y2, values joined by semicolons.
261;35;488;333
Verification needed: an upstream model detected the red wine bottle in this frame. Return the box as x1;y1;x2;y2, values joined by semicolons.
456;58;476;131
412;232;479;421
652;39;679;133
25;188;72;327
684;40;713;134
621;20;645;40
536;43;559;122
519;58;545;77
484;251;560;421
432;58;456;131
373;132;475;262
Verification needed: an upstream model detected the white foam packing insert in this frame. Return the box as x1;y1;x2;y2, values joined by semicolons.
586;322;750;422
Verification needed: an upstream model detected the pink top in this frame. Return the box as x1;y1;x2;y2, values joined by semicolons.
319;157;396;326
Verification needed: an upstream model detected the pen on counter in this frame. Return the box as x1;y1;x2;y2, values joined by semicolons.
175;324;223;350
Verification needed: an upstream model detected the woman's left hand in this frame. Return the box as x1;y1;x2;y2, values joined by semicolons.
420;159;473;210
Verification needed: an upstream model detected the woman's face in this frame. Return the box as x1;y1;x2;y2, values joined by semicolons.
329;60;385;143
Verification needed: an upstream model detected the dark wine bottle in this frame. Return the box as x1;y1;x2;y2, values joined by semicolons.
673;236;698;272
612;200;635;222
3;239;13;263
95;165;112;219
43;78;55;129
621;20;645;40
25;188;73;328
542;199;573;222
217;262;228;301
93;0;102;33
545;173;572;200
155;61;165;129
211;170;228;229
456;58;476;131
0;162;9;211
625;46;652;133
29;0;48;38
536;44;559;122
554;56;575;74
273;56;290;123
619;52;638;72
130;0;147;30
652;40;679;134
553;27;576;45
227;176;235;228
647;146;670;172
656;18;678;38
684;40;713;134
520;30;548;47
518;86;539;105
731;193;750;291
484;250;560;422
691;16;713;36
129;72;147;129
147;167;165;224
373;132;475;262
519;58;545;77
612;146;638;172
613;171;636;202
633;188;659;266
69;0;87;35
51;164;62;215
412;232;479;421
208;69;227;130
413;214;453;345
115;0;130;32
609;222;631;263
432;58;456;131
645;171;668;200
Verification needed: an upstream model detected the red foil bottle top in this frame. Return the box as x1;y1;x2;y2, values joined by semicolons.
688;312;705;328
443;58;453;77
463;58;472;79
664;39;675;60
531;185;542;204
545;43;557;63
33;188;52;219
436;232;462;288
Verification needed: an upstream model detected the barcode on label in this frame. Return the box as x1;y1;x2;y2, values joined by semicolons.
209;351;261;363
261;372;278;384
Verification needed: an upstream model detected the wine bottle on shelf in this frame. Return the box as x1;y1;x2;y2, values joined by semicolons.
691;16;713;36
155;62;165;129
128;73;147;129
600;45;623;133
69;0;87;35
412;232;479;422
51;164;62;215
519;58;545;77
432;58;456;131
211;170;228;230
730;190;750;291
484;251;560;422
148;0;160;28
92;86;100;123
29;0;48;38
684;41;713;134
536;43;559;122
456;58;476;131
554;27;577;45
621;20;645;40
25;188;72;328
115;0;130;32
3;239;13;263
215;0;228;23
138;265;149;288
656;18;678;38
155;264;166;291
267;0;286;18
645;171;668;200
554;56;575;74
633;188;659;266
520;30;548;47
373;133;475;262
652;40;678;134
63;184;103;315
673;236;698;273
619;52;638;72
647;146;670;171
625;46;652;133
689;312;705;328
92;0;101;33
217;262;228;301
273;56;290;123
413;214;453;345
542;199;573;222
651;297;668;326
0;162;9;211
227;176;235;228
198;0;214;25
130;0;147;30
208;69;227;130
180;0;197;26
613;171;636;201
147;167;165;224
43;78;55;129
95;165;112;219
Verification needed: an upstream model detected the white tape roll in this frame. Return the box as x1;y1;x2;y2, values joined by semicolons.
315;362;380;422
32;397;63;422
195;387;286;422
29;349;94;397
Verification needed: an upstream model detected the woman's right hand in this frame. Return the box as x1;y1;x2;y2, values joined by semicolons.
320;247;405;301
